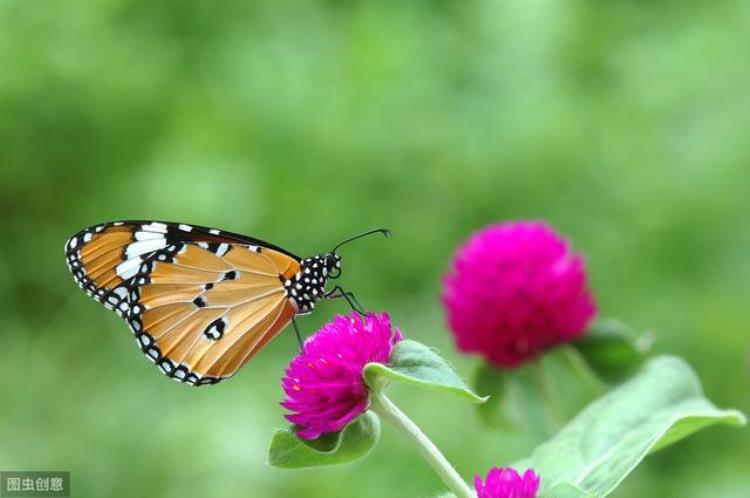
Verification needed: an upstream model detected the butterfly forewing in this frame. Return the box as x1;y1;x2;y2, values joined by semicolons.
64;221;301;386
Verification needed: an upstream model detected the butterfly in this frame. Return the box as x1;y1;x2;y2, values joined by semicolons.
64;221;389;386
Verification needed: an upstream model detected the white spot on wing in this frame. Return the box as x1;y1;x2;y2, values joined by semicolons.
178;224;193;232
116;258;141;279
126;239;167;259
216;243;229;256
135;231;164;241
209;229;220;235
143;222;168;233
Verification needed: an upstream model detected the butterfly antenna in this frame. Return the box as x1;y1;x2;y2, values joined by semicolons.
331;228;391;254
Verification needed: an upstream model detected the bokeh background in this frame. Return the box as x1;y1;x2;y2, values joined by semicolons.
1;1;748;497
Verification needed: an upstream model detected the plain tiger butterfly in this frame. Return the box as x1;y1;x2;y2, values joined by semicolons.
64;221;389;386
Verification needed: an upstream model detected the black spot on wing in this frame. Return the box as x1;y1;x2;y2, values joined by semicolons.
204;317;226;340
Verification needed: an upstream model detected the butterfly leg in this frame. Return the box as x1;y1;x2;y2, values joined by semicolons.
291;317;304;350
324;286;367;316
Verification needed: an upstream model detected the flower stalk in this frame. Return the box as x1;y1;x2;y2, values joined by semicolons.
369;390;476;498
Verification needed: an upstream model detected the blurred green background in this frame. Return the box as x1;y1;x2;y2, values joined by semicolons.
1;0;748;496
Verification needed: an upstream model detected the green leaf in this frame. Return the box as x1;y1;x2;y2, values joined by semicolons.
574;318;653;382
541;483;594;498
267;411;381;468
363;339;487;403
515;356;746;497
475;346;604;435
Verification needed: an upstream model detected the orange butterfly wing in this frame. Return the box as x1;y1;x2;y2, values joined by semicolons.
65;221;301;386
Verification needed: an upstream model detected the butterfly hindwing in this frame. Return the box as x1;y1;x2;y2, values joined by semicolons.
127;241;299;385
65;221;302;386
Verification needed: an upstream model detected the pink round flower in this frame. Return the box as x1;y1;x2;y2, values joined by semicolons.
475;467;540;498
281;312;403;440
443;221;596;368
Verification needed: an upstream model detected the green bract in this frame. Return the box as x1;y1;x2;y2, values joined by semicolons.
267;411;380;469
573;318;652;382
364;339;487;402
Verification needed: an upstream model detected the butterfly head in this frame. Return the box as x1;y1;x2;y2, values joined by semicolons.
287;229;389;314
325;252;343;279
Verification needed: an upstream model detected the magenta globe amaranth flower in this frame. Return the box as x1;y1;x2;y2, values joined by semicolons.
475;467;540;498
443;221;596;368
281;312;403;439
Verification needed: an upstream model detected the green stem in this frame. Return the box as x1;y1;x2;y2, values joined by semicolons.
559;345;605;394
370;391;476;498
530;360;562;432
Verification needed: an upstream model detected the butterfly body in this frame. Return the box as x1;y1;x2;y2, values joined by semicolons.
285;254;341;314
64;221;376;387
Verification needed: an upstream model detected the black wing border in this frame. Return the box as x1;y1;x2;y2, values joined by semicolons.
65;220;301;261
